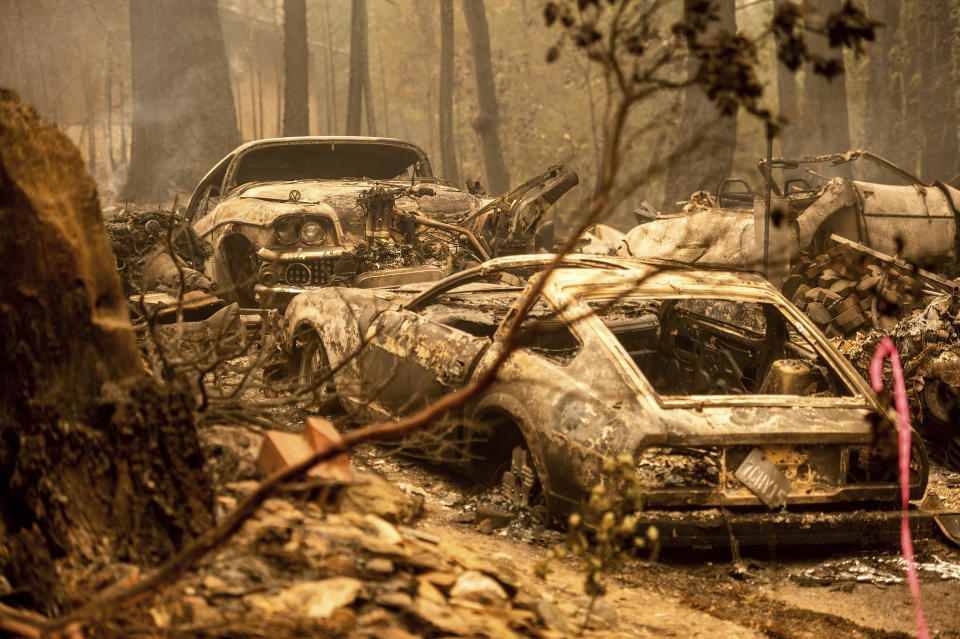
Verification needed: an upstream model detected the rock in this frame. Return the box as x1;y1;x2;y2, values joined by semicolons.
417;580;448;603
245;577;363;619
418;571;458;588
303;531;330;557
535;599;570;633
363;514;404;545
451;511;476;524
448;570;508;605
366;558;395;574
317;554;358;577
182;595;222;625
478;518;496;534
399;525;439;544
476;504;513;528
411;596;471;635
566;596;618;630
375;591;413;609
339;471;424;524
201;574;229;594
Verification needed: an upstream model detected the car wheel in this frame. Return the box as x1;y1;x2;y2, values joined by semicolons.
299;335;340;414
908;433;930;501
469;413;551;516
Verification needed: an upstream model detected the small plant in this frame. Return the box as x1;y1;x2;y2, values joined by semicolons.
537;455;659;628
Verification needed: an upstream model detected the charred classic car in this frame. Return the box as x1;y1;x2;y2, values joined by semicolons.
186;136;577;309
606;150;960;283
282;254;947;546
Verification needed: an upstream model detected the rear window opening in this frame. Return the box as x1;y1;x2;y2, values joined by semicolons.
586;297;855;398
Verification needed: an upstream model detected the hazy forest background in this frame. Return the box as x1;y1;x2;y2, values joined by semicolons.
0;0;956;229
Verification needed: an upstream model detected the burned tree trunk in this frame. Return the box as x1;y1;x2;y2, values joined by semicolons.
123;0;239;203
916;3;959;183
861;0;901;182
282;0;309;137
345;0;368;136
0;89;213;612
660;0;738;212
462;0;510;195
799;0;851;172
439;0;459;184
774;0;802;158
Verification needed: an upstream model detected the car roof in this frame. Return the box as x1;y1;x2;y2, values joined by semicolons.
401;253;778;311
548;262;776;297
475;253;773;293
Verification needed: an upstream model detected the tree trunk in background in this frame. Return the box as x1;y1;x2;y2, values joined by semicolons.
861;0;901;182
917;3;959;183
660;0;737;212
798;0;851;174
282;0;309;136
363;59;377;136
346;0;368;135
774;0;801;158
415;0;439;162
82;66;97;178
0;89;213;613
323;0;339;134
105;49;117;172
439;0;459;184
123;0;239;203
893;4;929;180
462;0;510;195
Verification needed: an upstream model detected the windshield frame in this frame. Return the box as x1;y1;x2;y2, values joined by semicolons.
224;138;433;191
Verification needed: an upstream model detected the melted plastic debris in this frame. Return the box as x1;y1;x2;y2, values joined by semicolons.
792;553;960;586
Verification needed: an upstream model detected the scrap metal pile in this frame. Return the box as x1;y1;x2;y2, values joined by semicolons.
781;240;960;468
784;244;928;336
104;207;212;297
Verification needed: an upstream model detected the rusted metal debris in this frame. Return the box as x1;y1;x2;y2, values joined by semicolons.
185;137;577;310
280;254;954;547
778;237;960;469
610;149;960;282
104;206;212;298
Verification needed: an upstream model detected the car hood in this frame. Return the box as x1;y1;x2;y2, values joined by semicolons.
240;180;485;215
656;403;875;446
194;180;488;239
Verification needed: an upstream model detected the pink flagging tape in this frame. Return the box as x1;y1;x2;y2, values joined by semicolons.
869;336;929;639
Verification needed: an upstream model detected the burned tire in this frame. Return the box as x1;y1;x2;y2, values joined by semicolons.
908;434;930;502
298;333;341;414
469;412;547;512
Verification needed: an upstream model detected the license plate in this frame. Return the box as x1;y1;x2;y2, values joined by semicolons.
735;448;791;509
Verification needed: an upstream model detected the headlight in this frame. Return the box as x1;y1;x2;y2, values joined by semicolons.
301;220;325;244
275;219;299;244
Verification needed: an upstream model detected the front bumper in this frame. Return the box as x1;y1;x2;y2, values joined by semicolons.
637;507;960;549
254;284;310;311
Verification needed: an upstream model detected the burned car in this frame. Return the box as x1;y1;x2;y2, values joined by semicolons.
186;136;576;309
603;150;960;283
283;254;941;546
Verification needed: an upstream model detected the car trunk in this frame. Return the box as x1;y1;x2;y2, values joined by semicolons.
636;403;915;508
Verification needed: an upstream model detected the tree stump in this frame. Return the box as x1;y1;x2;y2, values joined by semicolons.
0;89;213;613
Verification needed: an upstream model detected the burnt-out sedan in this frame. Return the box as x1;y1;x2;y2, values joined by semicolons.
186;136;576;309
283;254;939;546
